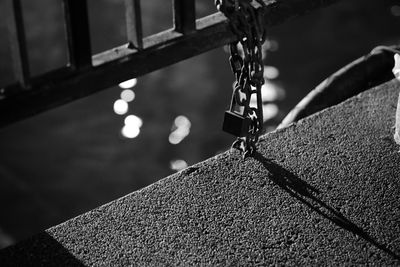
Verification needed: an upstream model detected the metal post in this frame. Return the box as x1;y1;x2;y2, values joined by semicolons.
125;0;143;50
63;0;92;69
173;0;196;34
6;0;30;88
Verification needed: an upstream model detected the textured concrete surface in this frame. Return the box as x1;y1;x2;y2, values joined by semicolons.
1;80;400;266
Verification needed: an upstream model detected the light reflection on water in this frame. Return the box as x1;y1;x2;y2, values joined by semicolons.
125;115;143;128
250;81;285;106
391;5;400;17
118;78;137;89
113;99;129;115
117;78;143;139
120;89;135;102
263;66;279;80
170;159;188;171
121;115;143;139
262;103;279;122
121;124;140;139
169;115;191;145
263;39;279;52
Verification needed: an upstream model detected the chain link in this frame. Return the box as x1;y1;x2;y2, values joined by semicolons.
216;0;266;157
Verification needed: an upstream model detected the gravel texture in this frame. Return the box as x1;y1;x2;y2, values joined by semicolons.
1;80;399;266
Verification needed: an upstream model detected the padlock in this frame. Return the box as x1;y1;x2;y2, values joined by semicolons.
223;84;251;137
223;110;251;137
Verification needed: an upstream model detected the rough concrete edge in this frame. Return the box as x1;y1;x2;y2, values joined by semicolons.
48;78;398;234
270;78;398;135
46;151;229;234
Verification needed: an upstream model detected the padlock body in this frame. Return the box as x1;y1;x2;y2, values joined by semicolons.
223;110;251;137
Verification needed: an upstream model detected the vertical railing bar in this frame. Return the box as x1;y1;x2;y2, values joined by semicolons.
6;0;30;88
63;0;92;70
125;0;143;50
173;0;196;34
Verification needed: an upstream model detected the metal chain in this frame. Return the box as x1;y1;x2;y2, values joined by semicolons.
216;0;266;157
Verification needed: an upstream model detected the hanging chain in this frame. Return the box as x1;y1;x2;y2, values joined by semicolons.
216;0;266;157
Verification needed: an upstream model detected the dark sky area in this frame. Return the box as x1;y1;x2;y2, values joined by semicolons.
0;0;399;248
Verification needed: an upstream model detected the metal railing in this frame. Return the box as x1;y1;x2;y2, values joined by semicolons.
0;0;339;127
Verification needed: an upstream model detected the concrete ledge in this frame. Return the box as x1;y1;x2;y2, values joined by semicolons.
1;80;400;265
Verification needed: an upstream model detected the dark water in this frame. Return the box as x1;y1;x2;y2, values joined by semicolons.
0;0;399;248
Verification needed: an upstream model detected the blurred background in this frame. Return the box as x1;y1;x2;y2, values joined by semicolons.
0;0;399;248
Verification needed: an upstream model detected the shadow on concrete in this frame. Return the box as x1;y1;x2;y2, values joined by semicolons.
253;152;400;260
0;232;84;266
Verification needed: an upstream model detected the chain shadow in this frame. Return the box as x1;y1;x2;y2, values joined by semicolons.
253;152;400;260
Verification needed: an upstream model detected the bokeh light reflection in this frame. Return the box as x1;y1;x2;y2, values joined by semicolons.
124;115;143;128
118;78;137;89
263;66;279;80
391;5;400;16
120;89;135;102
170;159;188;171
113;99;129;115
121;124;140;139
169;115;191;145
262;104;279;122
